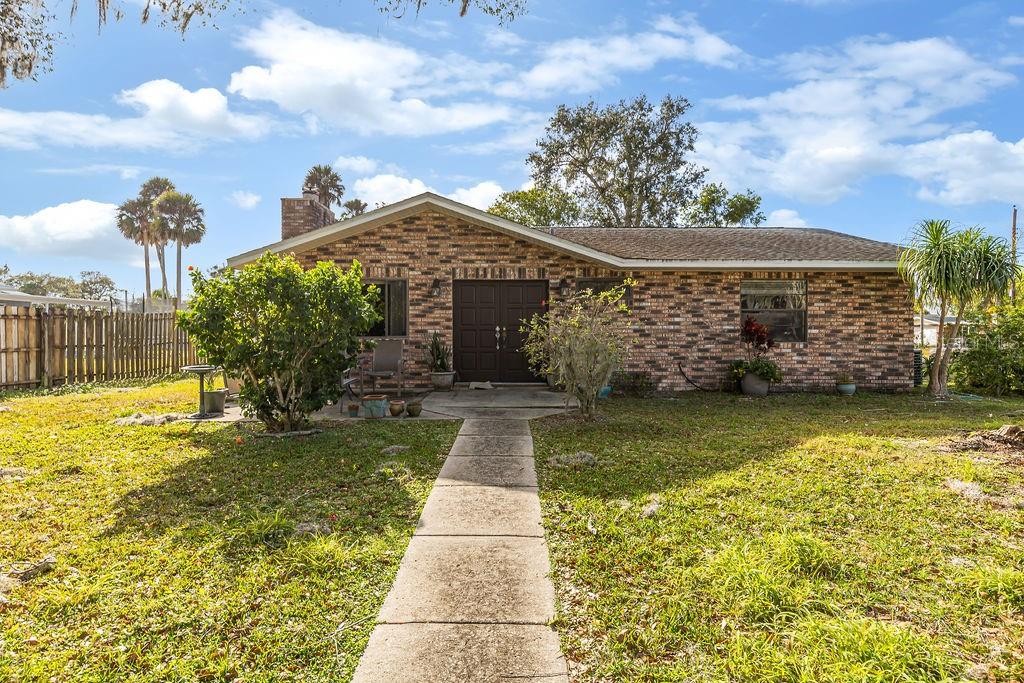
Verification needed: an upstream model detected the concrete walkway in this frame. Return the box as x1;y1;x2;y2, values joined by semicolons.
352;400;569;682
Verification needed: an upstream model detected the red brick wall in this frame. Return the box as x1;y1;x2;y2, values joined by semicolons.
292;209;913;392
281;197;336;240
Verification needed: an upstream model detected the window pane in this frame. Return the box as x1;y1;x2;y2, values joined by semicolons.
741;280;807;342
388;280;407;336
364;282;387;336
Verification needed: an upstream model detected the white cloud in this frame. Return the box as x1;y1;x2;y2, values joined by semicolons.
767;209;808;227
352;174;503;210
228;190;262;209
0;200;139;264
333;155;380;175
484;28;527;52
353;174;433;207
0;79;272;150
898;131;1024;205
699;36;1021;205
1010;16;1024;27
228;10;516;136
36;164;145;179
448;181;504;210
495;15;745;98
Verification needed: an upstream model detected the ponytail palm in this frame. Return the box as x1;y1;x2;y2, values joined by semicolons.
899;219;1019;397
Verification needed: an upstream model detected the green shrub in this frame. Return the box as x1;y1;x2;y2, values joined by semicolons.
950;305;1024;395
964;565;1024;610
178;252;378;431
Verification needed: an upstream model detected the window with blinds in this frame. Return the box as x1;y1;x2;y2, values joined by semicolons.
740;279;807;342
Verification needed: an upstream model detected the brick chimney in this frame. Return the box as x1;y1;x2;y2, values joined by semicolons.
281;191;337;240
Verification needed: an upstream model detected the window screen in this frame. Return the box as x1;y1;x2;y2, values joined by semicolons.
740;280;807;342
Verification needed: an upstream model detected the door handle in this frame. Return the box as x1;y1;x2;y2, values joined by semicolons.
500;326;508;346
495;325;501;350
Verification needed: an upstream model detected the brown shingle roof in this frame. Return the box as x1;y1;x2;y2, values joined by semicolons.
549;227;899;262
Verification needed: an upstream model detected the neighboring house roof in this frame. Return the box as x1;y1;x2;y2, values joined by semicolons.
0;288;112;308
225;192;900;272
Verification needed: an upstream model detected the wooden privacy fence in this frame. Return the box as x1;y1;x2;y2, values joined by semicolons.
0;306;197;391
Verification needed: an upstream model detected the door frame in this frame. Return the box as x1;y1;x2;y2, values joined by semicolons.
452;279;549;383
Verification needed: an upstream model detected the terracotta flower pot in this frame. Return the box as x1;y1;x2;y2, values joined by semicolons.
389;400;406;417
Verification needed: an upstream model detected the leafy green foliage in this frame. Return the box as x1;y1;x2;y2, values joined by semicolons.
950;305;1024;395
730;317;783;384
682;182;767;227
177;253;379;431
342;198;368;218
521;281;634;418
528;95;707;227
899;219;1020;397
487;187;582;226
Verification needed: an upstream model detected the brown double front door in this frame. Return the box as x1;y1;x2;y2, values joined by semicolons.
453;280;548;383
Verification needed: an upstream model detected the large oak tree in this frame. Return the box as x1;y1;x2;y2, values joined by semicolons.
528;95;708;227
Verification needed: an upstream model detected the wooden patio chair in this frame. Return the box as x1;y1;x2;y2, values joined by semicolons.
360;339;405;397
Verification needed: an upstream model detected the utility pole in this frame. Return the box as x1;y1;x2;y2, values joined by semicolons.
1012;205;1018;305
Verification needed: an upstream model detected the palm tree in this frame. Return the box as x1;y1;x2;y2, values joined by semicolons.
342;198;368;218
116;197;154;302
154;190;206;309
303;164;345;209
140;177;175;295
899;219;1019;397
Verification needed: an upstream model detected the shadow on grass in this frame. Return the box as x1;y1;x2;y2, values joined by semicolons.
103;419;456;565
532;391;1022;500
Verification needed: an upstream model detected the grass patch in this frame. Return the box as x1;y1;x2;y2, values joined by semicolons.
534;392;1024;681
0;380;457;681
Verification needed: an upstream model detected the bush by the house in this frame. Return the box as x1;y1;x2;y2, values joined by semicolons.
178;252;379;432
950;305;1024;395
730;317;783;386
521;280;634;419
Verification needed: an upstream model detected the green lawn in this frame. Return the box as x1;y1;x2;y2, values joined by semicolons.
0;380;457;681
533;393;1024;682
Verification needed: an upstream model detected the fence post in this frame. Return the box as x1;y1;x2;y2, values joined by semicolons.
41;307;52;388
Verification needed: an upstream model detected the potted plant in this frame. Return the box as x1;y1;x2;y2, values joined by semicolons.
836;370;857;395
406;401;423;417
731;317;783;397
389;399;406;417
428;332;456;391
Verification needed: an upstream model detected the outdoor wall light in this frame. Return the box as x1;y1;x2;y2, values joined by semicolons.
557;278;571;297
430;278;443;297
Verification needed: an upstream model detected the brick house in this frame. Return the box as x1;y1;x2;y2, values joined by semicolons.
226;191;913;392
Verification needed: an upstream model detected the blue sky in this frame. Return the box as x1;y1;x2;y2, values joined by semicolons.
1;0;1023;298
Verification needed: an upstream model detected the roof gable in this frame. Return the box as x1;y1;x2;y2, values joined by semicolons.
225;192;899;271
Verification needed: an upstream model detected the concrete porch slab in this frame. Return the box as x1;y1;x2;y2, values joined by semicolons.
415;485;542;537
458;418;532;436
430;406;568;420
436;456;537;487
351;623;568;683
450;435;534;457
377;536;556;624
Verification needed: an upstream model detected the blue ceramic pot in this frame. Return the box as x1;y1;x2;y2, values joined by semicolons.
362;394;388;418
598;385;613;399
837;383;856;396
